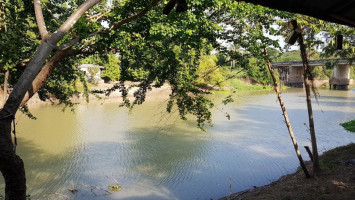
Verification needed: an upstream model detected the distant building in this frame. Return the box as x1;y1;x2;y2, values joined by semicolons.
78;64;104;82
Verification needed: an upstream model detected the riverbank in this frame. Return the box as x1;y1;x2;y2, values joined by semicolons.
26;81;173;106
25;79;354;106
26;79;272;106
219;143;355;200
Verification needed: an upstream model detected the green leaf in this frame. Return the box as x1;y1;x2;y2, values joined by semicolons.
108;185;121;191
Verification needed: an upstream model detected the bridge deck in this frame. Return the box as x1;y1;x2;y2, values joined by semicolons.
272;59;351;67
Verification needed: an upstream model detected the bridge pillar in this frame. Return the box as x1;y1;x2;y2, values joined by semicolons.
288;66;304;87
330;64;350;90
274;67;289;85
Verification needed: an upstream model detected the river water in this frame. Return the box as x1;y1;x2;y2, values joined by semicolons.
1;88;355;200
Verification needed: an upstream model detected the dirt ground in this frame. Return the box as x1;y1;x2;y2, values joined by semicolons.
27;81;172;106
220;143;355;200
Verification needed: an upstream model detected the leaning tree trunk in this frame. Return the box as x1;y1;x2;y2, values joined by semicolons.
264;49;310;178
0;69;9;108
0;49;71;200
0;116;26;200
298;34;321;176
0;42;70;200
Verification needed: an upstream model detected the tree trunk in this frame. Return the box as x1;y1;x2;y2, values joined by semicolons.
264;49;310;178
0;69;10;109
0;33;59;200
0;114;26;200
20;49;73;107
0;51;68;200
298;34;321;176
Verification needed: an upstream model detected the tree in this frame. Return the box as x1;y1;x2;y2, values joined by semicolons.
1;0;165;199
87;66;101;84
195;55;225;87
101;53;120;82
247;57;273;85
0;1;253;198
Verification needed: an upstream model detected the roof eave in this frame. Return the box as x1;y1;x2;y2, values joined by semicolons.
240;0;355;27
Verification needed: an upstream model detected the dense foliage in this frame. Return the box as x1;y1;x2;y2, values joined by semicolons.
195;55;225;87
78;53;121;82
102;53;121;82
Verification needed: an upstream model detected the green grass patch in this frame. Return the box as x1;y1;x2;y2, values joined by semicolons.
75;80;97;92
227;79;272;91
340;120;355;132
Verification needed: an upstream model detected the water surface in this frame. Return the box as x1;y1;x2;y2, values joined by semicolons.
1;88;355;200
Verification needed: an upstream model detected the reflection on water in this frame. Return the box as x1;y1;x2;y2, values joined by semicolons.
0;88;355;199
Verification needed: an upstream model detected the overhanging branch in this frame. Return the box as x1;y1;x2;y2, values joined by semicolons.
109;0;162;31
61;0;163;51
20;48;82;107
34;0;49;41
2;0;102;115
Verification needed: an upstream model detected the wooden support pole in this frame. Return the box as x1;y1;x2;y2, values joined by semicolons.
298;33;321;176
304;146;313;162
264;49;310;178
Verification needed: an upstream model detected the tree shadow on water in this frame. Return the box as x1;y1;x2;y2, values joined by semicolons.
1;122;212;200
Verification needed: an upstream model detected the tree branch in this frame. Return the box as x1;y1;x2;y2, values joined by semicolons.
212;68;244;88
0;1;7;32
0;69;9;109
20;48;81;107
61;0;163;51
34;0;49;40
58;30;100;50
2;0;102;115
3;69;9;96
87;9;111;22
48;0;102;44
45;4;64;24
109;0;162;31
200;58;236;80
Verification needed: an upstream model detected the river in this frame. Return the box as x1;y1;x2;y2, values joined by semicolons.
1;88;355;200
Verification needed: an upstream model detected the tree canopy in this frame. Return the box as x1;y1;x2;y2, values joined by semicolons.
1;0;354;127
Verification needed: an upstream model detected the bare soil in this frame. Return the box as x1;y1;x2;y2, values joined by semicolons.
220;143;355;200
26;81;172;106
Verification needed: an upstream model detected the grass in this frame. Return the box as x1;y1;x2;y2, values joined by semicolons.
340;120;355;132
223;143;355;200
227;79;272;91
320;143;355;168
74;80;98;92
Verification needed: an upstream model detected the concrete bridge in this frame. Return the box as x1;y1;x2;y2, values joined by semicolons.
272;59;352;89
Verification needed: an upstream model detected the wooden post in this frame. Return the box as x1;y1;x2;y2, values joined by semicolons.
264;49;310;178
298;33;321;176
304;146;313;162
229;176;232;200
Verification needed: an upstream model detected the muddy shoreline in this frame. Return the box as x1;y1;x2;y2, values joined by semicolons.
26;81;172;107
